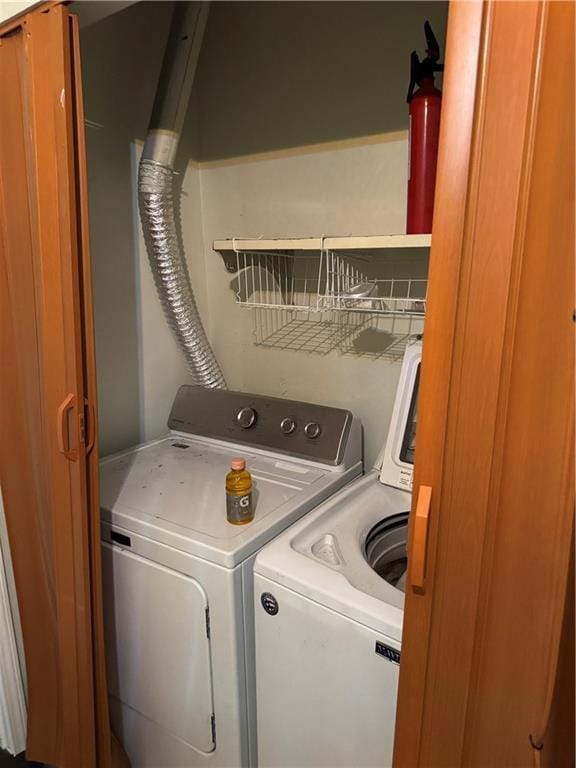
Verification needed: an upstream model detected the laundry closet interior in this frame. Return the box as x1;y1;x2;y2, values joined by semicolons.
1;1;573;766
79;0;447;466
74;2;449;767
3;0;448;766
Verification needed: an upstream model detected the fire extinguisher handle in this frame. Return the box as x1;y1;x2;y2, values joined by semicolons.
407;22;444;103
424;20;441;61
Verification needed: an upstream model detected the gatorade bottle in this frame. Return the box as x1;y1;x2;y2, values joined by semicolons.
226;458;254;525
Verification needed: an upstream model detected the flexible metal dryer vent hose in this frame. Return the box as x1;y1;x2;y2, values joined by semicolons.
138;1;226;389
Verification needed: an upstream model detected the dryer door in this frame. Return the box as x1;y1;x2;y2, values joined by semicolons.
102;543;215;753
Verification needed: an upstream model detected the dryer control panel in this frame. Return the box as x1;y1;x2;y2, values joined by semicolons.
168;386;353;466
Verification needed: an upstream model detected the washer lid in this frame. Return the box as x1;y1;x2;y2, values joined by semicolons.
375;338;422;492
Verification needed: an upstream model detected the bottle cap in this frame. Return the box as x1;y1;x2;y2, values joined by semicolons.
231;458;246;471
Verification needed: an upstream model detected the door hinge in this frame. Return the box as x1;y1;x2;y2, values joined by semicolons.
205;607;211;639
211;713;216;744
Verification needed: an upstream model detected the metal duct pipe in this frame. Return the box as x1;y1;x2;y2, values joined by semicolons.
139;1;226;389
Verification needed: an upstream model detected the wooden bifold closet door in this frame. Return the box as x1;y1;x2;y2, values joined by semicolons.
0;4;116;766
394;1;574;766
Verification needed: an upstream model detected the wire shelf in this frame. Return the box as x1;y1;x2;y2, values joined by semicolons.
339;313;425;361
252;308;366;355
251;309;424;360
235;250;320;311
318;250;427;316
233;246;428;318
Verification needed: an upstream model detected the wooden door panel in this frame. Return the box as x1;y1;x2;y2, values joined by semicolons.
27;9;96;762
0;26;62;757
0;4;115;766
394;2;574;765
418;3;542;763
463;1;574;760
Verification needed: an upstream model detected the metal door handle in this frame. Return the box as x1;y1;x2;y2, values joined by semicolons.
410;485;432;593
57;393;78;461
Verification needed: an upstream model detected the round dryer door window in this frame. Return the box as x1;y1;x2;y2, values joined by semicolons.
364;512;409;592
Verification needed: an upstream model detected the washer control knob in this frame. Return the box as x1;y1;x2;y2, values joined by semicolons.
280;416;296;435
304;421;322;439
236;407;257;429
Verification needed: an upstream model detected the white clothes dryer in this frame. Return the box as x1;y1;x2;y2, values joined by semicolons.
100;386;362;768
253;339;421;768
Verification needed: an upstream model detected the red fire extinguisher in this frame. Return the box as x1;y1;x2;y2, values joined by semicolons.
406;21;443;234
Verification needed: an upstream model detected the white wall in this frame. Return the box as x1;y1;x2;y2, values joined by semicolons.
81;2;205;456
192;1;447;464
0;1;34;24
198;139;418;465
83;1;447;464
0;493;26;756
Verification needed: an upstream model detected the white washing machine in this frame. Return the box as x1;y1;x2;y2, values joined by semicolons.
254;339;421;768
100;386;361;768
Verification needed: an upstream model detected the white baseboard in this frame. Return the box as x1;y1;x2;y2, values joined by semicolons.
0;492;26;756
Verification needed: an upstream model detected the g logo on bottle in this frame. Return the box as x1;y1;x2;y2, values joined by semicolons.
261;592;279;616
240;495;250;508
